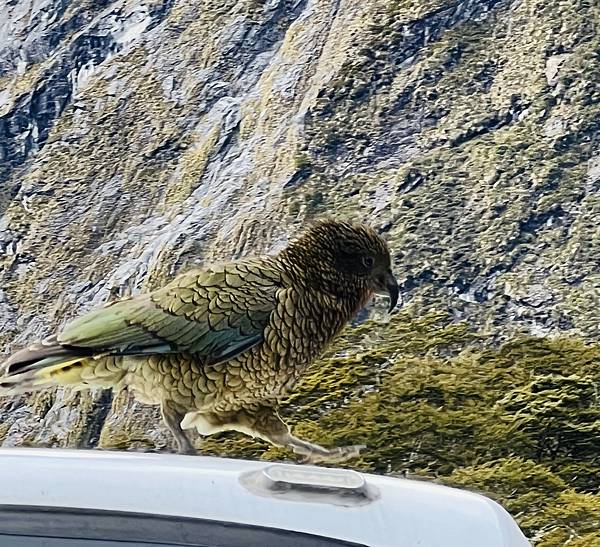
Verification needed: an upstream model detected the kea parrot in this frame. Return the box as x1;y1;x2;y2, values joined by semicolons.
0;220;399;462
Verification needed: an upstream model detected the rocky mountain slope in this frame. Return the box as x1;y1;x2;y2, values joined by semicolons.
0;1;598;545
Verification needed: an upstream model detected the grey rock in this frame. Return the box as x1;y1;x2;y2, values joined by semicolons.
0;0;598;451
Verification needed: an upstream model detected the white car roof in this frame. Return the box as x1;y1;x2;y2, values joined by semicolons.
0;448;530;547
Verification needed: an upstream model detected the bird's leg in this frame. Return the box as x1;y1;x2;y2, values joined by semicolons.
160;400;196;455
180;406;365;463
246;407;366;464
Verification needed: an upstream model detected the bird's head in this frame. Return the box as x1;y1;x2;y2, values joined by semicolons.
279;220;400;312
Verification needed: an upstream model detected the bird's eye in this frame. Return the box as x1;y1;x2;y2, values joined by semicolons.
362;256;375;268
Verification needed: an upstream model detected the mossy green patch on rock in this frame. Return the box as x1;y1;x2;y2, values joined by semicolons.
296;0;600;339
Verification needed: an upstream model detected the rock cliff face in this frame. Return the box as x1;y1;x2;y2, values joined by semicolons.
1;1;599;545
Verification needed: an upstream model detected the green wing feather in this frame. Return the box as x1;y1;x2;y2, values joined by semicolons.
57;259;282;363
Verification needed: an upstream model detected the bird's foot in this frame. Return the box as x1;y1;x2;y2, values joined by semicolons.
177;445;197;456
174;433;198;455
296;444;366;464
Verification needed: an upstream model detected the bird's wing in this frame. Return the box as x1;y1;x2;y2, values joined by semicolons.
57;260;282;364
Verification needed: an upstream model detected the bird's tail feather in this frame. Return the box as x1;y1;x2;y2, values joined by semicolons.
0;341;125;396
0;358;87;394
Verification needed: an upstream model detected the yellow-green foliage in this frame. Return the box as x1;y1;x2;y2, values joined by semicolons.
450;461;600;546
199;312;600;545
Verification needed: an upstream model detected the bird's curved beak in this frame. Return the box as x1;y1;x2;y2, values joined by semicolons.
375;269;400;312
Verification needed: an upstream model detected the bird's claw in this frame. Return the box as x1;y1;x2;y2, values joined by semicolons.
297;444;366;464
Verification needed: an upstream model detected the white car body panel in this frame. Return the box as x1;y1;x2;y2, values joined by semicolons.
0;448;530;547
